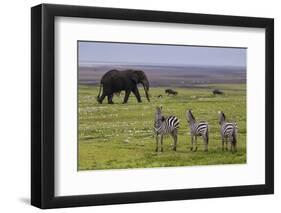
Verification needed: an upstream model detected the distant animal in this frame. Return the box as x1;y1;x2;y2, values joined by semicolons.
218;111;238;153
154;106;179;152
186;110;209;152
213;89;224;95
157;94;163;98
165;89;178;96
97;69;150;104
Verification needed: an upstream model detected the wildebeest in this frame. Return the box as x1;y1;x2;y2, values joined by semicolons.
165;89;178;96
213;89;224;95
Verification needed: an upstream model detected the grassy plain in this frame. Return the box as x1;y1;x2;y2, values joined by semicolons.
78;84;246;170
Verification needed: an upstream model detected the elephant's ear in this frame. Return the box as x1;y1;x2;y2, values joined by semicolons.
129;71;139;83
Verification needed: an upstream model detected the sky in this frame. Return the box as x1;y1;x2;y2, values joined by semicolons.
78;41;246;67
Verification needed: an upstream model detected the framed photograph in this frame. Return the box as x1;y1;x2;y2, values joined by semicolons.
31;4;274;209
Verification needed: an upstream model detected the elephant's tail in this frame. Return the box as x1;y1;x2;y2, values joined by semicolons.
97;83;102;100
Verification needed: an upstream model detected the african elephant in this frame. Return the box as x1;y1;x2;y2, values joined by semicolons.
97;69;150;104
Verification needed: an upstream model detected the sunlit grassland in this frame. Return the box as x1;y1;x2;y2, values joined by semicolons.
78;84;246;170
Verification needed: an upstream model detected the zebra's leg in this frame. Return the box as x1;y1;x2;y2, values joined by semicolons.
230;137;235;153
194;135;198;152
233;133;237;152
160;134;164;152
234;143;237;152
190;135;194;151
155;135;159;152
203;134;208;152
230;140;233;153
172;130;177;151
225;138;229;151
221;136;225;151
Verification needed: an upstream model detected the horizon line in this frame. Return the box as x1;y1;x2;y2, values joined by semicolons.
78;61;246;68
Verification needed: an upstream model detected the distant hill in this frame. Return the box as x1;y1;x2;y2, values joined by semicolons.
78;63;246;87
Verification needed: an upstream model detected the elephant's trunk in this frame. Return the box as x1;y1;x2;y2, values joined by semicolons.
142;81;150;102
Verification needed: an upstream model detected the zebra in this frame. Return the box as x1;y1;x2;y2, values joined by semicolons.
154;106;179;152
218;111;238;152
186;110;209;152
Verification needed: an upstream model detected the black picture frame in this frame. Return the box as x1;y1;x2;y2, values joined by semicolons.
31;3;274;209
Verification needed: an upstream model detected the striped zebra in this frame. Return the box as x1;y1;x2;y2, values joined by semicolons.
154;106;179;152
218;111;238;152
186;110;209;152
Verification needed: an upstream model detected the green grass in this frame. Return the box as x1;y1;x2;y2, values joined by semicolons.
78;84;246;170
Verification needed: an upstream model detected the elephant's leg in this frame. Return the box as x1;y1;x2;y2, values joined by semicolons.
107;94;114;104
123;90;131;104
98;93;106;104
132;87;141;102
